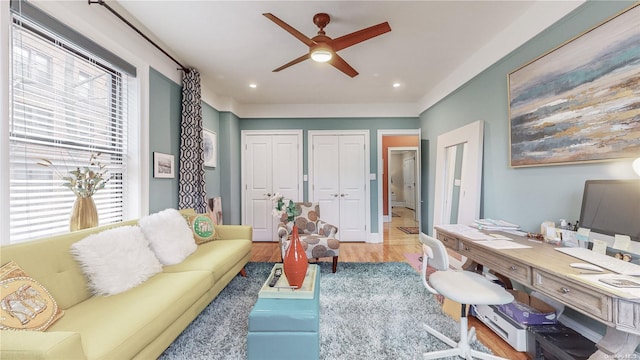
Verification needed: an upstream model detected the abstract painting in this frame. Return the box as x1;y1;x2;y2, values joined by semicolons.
508;4;640;167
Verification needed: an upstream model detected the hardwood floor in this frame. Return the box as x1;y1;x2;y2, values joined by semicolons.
249;207;529;360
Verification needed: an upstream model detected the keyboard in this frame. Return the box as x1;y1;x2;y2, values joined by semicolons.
555;247;640;275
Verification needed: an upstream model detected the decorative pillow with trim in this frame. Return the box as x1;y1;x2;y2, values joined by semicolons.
139;208;197;265
0;261;64;331
187;214;220;244
70;225;162;296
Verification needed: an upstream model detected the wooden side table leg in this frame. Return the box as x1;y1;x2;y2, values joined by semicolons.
239;268;247;277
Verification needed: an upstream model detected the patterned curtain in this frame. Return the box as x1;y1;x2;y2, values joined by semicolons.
178;69;207;213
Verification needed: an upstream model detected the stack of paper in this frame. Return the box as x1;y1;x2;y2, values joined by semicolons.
472;219;520;231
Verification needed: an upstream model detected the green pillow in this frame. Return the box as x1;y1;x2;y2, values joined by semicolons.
187;214;219;244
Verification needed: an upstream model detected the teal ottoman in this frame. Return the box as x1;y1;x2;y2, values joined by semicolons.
247;265;320;360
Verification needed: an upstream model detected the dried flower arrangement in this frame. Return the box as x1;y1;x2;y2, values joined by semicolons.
38;152;109;198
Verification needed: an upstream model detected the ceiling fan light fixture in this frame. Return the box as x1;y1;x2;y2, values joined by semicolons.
310;44;333;63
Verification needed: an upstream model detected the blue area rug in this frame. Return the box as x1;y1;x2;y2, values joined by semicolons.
159;262;491;360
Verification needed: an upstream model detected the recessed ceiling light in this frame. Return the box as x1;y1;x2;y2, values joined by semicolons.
393;83;401;88
249;83;257;88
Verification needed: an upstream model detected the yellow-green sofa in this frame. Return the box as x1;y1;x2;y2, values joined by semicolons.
0;215;253;360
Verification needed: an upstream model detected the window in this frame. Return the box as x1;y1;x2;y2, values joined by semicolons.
9;11;131;243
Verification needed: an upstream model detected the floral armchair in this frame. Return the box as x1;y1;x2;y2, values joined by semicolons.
277;202;340;272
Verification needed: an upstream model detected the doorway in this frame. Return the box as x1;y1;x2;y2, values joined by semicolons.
376;129;421;244
387;148;419;220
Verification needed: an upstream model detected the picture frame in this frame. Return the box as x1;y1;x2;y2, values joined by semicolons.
508;4;640;168
203;129;217;168
153;152;175;178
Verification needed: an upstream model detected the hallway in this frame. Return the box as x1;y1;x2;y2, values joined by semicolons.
384;206;419;245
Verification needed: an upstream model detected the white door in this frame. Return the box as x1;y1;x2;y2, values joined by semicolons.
310;132;368;242
245;135;272;242
337;135;367;240
403;155;416;210
312;135;341;228
243;131;302;242
272;134;300;210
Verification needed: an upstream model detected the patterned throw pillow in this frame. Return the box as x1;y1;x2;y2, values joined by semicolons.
0;261;64;331
187;214;220;244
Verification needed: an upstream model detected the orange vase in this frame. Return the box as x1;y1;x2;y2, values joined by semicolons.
283;225;308;289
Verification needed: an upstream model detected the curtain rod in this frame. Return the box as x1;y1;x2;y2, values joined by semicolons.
88;0;189;73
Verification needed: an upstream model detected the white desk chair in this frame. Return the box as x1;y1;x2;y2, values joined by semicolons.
420;233;514;360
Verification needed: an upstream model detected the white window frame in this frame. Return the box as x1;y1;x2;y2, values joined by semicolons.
2;1;143;244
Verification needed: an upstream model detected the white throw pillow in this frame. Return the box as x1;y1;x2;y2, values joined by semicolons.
138;208;197;265
70;226;162;296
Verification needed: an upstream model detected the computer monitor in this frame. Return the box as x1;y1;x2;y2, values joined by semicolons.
579;180;640;249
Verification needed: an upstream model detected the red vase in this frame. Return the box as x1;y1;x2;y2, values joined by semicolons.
283;225;308;289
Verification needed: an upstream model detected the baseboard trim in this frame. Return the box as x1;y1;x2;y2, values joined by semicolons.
367;233;382;243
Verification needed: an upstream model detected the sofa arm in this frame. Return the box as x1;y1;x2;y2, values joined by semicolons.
0;331;86;360
215;225;252;241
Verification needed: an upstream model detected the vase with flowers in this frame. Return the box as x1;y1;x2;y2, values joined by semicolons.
270;193;308;289
38;152;109;231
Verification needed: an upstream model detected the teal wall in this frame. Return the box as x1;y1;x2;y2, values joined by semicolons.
148;68;181;213
219;112;242;224
421;0;638;236
240;117;420;231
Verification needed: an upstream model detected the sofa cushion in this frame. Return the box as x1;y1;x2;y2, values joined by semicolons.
0;220;139;310
48;270;212;360
0;261;64;331
70;226;162;296
163;239;252;282
139;208;197;265
186;214;220;244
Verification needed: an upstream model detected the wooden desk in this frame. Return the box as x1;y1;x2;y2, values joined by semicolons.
434;226;640;359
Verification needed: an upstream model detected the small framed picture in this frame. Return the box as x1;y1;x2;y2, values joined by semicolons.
153;152;175;178
203;129;217;168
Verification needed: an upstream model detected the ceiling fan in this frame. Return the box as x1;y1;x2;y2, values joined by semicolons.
263;12;391;78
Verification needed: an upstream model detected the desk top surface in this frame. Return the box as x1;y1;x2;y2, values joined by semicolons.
434;225;640;301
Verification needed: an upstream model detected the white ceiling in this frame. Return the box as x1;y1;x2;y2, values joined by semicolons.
114;1;583;117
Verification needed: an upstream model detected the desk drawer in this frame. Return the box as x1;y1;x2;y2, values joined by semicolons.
457;242;530;285
533;269;611;322
436;232;458;250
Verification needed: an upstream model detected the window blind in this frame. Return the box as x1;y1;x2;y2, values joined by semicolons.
9;13;129;243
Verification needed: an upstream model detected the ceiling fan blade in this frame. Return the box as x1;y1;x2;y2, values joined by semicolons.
330;54;358;78
263;13;316;47
273;53;311;72
331;22;391;52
